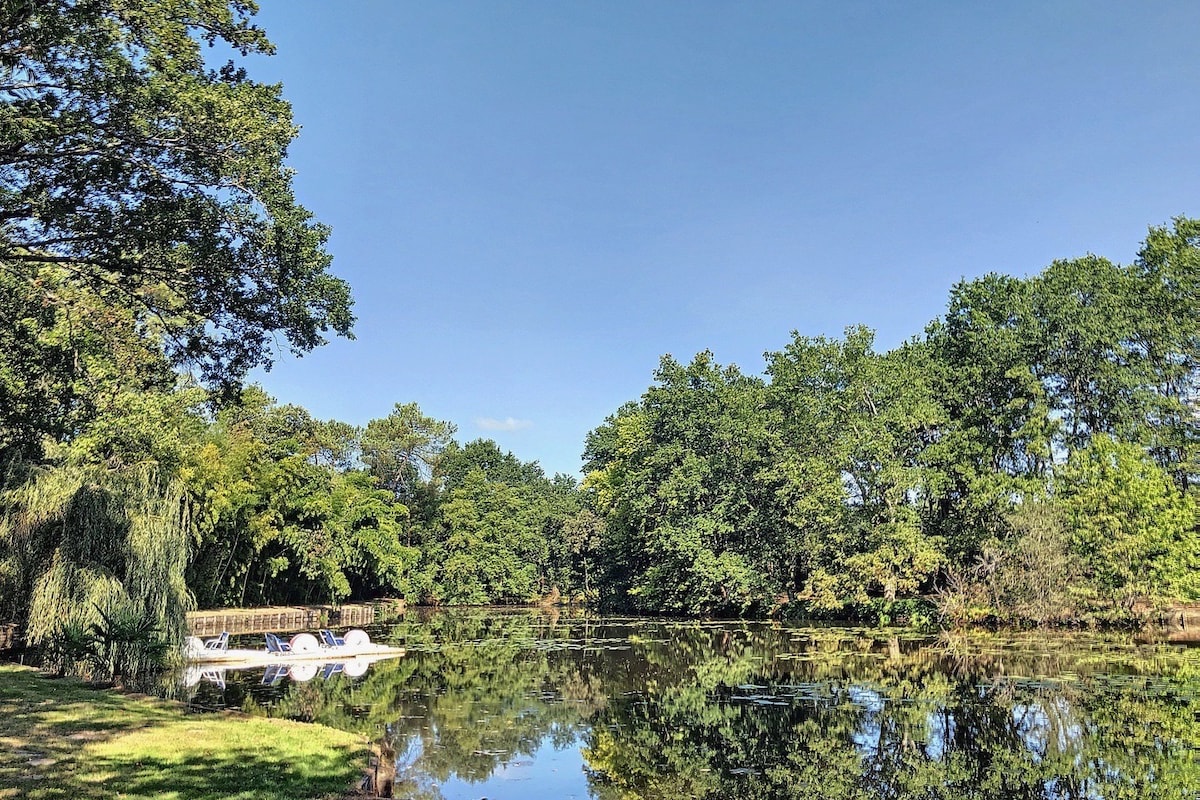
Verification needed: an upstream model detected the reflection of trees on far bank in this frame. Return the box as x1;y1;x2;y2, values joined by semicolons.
580;622;1200;799
190;610;1200;799
586;664;1199;799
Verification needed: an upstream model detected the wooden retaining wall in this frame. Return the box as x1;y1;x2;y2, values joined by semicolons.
186;600;404;637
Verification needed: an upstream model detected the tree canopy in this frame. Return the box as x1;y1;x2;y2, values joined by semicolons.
0;0;353;390
583;218;1200;619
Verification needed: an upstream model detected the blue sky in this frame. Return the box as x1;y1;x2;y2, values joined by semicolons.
244;1;1200;477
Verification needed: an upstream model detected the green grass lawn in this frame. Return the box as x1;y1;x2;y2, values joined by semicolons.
0;664;370;800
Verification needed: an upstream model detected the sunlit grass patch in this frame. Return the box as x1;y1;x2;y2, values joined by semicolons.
0;664;368;800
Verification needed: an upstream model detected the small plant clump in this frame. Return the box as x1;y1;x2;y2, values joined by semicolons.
42;602;173;686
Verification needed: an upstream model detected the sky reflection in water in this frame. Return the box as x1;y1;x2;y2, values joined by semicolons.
185;609;1200;800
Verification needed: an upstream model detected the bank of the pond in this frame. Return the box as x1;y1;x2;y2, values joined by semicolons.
0;664;371;800
402;598;1200;639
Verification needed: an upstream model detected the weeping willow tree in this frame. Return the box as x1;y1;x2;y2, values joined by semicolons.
0;254;203;674
0;459;195;665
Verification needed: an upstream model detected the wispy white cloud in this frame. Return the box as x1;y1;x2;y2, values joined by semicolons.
475;416;533;432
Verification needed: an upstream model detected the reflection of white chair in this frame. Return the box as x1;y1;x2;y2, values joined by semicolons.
203;631;229;651
185;665;227;689
201;669;227;689
183;665;204;687
261;664;287;686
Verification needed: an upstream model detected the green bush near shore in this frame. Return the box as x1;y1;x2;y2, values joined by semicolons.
0;664;369;800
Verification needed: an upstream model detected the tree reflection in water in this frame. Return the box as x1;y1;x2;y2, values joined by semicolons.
189;610;1200;799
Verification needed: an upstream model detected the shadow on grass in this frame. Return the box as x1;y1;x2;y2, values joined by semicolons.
0;665;367;800
84;746;363;800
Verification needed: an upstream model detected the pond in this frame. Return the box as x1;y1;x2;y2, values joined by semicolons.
184;608;1200;799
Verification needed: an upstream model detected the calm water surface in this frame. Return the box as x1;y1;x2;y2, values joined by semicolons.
185;609;1200;799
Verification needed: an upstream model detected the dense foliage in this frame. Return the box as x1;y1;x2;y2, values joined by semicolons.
585;219;1200;620
0;0;353;395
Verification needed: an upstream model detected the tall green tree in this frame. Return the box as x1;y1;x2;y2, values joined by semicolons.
766;327;944;606
1;1;360;647
0;0;353;390
1055;434;1199;605
412;439;589;604
421;469;548;605
361;403;456;502
1029;255;1143;451
184;389;414;606
586;352;783;614
922;273;1054;559
1128;217;1200;490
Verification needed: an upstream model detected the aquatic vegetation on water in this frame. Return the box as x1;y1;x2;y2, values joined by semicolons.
185;609;1200;800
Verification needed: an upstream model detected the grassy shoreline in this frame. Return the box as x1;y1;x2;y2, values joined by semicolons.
0;664;370;800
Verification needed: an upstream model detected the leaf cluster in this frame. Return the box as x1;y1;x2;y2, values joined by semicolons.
1;0;353;389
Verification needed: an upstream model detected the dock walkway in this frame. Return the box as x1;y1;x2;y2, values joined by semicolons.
186;601;403;637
